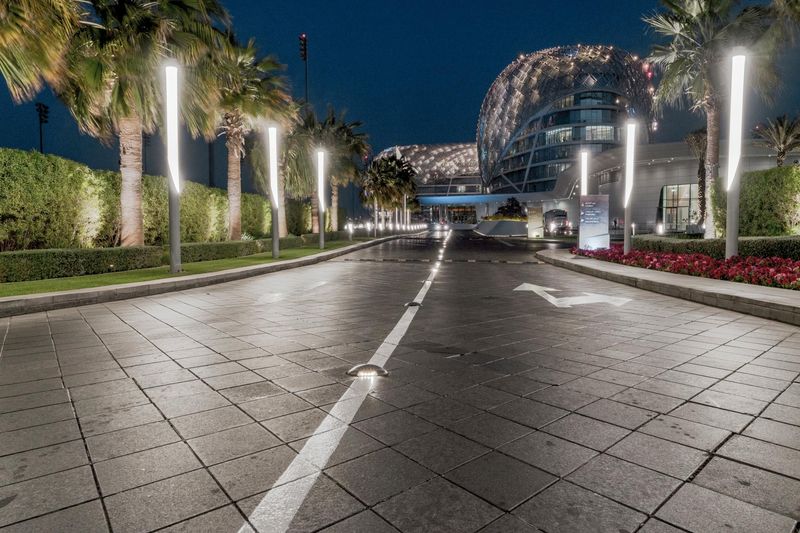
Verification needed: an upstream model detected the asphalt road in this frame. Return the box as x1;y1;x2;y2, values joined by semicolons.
1;231;798;532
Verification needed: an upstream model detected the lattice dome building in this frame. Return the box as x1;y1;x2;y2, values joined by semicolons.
477;45;654;194
375;143;481;196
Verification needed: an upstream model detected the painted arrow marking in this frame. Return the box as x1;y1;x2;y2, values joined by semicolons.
514;283;631;308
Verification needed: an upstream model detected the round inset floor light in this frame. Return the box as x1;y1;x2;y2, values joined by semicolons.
405;301;421;307
346;363;389;378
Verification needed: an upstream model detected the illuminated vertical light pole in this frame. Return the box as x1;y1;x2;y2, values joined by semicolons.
403;194;407;230
623;121;637;255
165;64;181;273
317;149;325;249
580;150;589;196
726;52;746;259
267;125;280;258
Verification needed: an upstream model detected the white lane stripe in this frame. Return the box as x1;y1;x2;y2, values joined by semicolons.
239;234;448;533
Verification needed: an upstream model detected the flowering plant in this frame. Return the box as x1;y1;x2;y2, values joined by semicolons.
573;245;800;290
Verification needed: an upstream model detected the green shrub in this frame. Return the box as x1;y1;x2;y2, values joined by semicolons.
712;165;800;237
0;148;273;251
633;234;800;259
179;240;265;263
0;246;163;282
286;199;312;236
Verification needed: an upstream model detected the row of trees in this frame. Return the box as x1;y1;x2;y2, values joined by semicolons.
0;0;414;247
645;0;800;238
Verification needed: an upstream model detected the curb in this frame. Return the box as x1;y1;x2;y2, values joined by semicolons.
536;249;800;327
0;235;410;318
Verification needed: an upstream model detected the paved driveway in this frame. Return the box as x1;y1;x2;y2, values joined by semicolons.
0;231;798;532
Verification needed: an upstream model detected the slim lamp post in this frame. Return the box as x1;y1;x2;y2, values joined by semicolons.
580;150;589;196
165;65;181;273
726;52;746;259
317;150;325;249
623;121;636;255
267;126;280;258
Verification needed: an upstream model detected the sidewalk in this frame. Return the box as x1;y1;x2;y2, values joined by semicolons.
0;235;405;318
536;248;800;327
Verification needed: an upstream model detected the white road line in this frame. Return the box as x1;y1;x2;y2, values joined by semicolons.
239;231;450;533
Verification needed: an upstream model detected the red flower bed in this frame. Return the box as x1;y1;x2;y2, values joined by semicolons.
573;245;800;290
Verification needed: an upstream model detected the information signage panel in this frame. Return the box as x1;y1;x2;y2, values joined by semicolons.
579;195;610;250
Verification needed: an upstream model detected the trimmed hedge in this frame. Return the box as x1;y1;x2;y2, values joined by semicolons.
0;246;163;282
0;148;271;251
178;236;304;263
711;165;800;237
633;234;800;260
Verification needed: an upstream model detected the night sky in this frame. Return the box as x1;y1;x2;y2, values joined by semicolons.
3;0;800;193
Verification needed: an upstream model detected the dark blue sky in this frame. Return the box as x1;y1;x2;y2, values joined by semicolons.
3;0;800;190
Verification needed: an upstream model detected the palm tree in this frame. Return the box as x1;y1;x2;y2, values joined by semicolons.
0;0;84;103
684;128;707;223
214;37;291;240
362;154;416;234
753;115;800;167
321;109;369;231
61;0;229;246
645;0;785;237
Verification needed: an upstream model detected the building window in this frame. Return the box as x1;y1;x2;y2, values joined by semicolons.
659;184;700;232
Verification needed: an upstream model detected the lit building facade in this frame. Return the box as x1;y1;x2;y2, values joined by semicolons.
477;45;654;194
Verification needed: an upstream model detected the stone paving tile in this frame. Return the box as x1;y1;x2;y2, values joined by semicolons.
170;405;253;439
477;514;539;532
353;410;437;446
445;451;555;511
541;413;630;451
104;469;228;533
0;500;109;533
262;407;344;443
639;414;731;451
0;419;81;456
500;431;597;477
158;505;247;532
718;435;800;479
326;447;434;505
0;440;88;487
374;477;502;533
238;474;364;532
513;480;646;532
238;393;312;421
566;453;681;513
394;428;489;474
489;397;567;429
656;482;795;533
94;442;200;495
0;466;98;527
576;397;658;429
693;457;800;520
668;402;753;432
188;423;281;465
447;412;533;448
79;403;163;437
85;420;180;462
692;390;768;415
742;417;800;450
607;432;708;479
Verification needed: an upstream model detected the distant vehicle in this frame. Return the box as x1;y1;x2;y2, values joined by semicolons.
544;209;571;235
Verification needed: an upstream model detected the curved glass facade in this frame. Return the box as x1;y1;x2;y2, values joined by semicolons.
477;45;654;194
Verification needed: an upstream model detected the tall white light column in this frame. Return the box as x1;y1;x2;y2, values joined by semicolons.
726;52;747;259
580;150;589;196
623;121;637;255
317;150;326;249
165;65;181;273
267;126;280;258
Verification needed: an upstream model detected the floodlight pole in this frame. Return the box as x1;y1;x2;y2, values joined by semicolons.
165;65;181;273
623;121;636;255
317;150;325;249
268;126;280;258
726;53;746;259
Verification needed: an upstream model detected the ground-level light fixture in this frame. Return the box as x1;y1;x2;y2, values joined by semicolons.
346;363;389;378
267;125;280;258
316;149;325;249
624;120;637;254
726;51;747;259
165;64;181;273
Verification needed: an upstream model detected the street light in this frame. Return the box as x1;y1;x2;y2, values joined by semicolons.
165;64;181;273
267;125;280;258
624;120;637;255
317;149;325;249
580;150;588;196
726;52;747;259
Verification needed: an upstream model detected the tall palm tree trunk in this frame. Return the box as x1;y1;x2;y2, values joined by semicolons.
330;186;339;231
311;195;320;234
119;116;144;246
373;197;378;236
704;102;720;238
278;173;288;238
227;140;242;240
